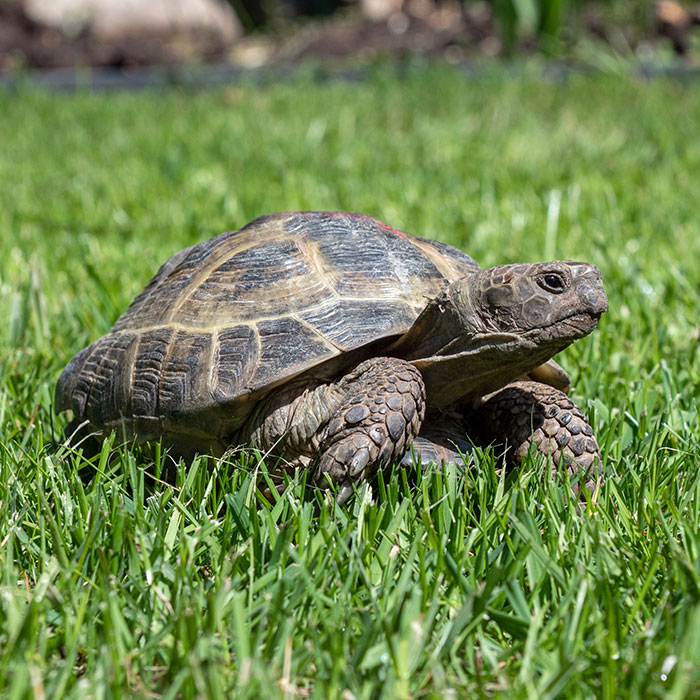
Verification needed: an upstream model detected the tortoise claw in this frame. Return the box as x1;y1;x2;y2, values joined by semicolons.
336;480;354;505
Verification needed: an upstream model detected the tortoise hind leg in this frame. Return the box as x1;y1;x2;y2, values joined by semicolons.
314;357;425;503
399;409;473;469
399;383;603;495
470;380;603;490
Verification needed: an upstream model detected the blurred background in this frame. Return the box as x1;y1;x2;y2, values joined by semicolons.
1;0;700;73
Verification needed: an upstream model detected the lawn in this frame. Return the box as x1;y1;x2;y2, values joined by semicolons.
1;64;699;699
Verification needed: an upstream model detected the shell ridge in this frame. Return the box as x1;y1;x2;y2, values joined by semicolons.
83;336;119;423
290;313;345;352
295;236;342;300
211;323;259;403
108;292;433;335
163;234;263;324
131;328;174;419
155;328;179;417
410;237;479;281
121;329;140;421
59;338;102;417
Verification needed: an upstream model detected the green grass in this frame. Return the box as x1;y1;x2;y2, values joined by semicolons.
1;64;699;698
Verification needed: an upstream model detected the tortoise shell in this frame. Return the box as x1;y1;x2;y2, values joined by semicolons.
56;211;479;445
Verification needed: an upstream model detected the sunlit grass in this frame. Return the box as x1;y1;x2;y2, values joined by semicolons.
1;65;699;698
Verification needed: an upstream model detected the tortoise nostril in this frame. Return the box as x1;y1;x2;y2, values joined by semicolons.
581;284;609;315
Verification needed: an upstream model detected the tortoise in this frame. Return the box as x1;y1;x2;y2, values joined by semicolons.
56;211;607;501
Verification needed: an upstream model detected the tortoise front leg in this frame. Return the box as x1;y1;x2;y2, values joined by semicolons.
399;409;473;468
315;357;425;503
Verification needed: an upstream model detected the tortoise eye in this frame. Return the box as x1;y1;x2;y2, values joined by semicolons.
539;273;567;293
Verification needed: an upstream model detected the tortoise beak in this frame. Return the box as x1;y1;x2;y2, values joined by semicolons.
571;263;608;318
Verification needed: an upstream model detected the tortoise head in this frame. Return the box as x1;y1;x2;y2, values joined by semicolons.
469;261;608;343
398;261;607;406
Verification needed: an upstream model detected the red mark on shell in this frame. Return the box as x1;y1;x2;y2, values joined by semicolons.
378;221;407;238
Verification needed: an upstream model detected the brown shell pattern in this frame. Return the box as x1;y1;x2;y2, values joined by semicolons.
56;211;478;435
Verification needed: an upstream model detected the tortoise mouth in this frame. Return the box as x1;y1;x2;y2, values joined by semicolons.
544;311;602;340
